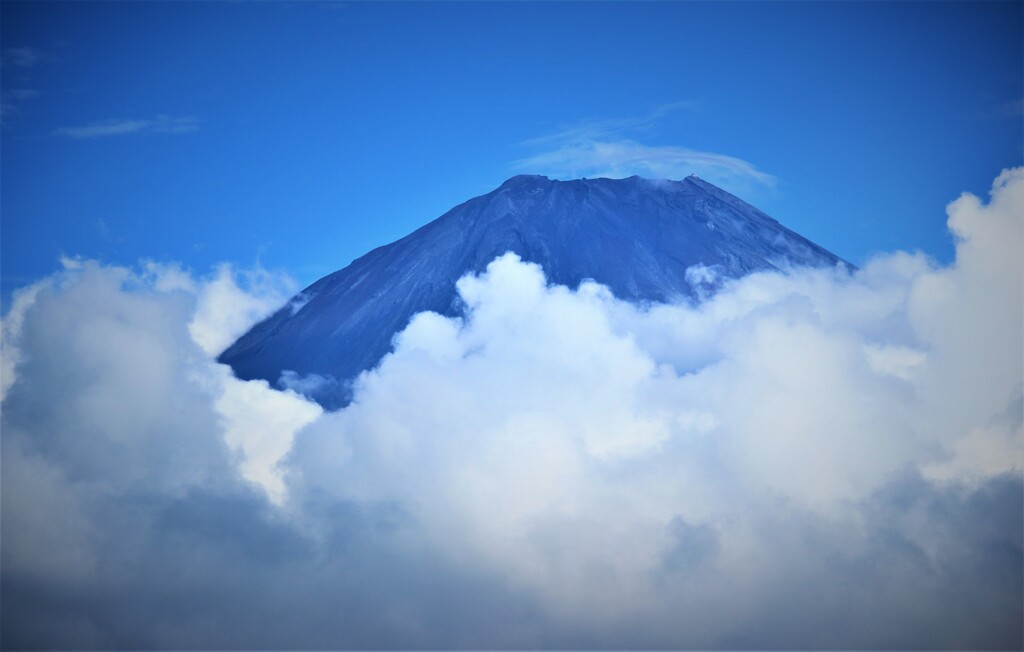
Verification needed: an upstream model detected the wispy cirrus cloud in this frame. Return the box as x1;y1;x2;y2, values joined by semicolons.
1;89;39;122
522;100;698;147
1;46;43;69
1;47;44;124
55;114;200;139
515;103;775;192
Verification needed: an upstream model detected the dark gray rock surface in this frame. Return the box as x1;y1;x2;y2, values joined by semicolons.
218;175;847;408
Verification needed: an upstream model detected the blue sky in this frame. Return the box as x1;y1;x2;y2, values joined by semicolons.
2;1;1021;304
3;3;1024;647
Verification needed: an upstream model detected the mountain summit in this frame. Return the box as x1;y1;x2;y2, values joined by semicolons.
219;175;847;408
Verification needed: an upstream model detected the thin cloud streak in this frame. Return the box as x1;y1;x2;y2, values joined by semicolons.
521;100;699;148
54;114;200;139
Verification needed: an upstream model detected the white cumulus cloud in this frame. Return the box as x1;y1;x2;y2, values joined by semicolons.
288;166;1022;637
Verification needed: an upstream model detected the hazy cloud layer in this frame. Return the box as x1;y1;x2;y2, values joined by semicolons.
2;170;1022;648
515;106;775;191
516;139;775;191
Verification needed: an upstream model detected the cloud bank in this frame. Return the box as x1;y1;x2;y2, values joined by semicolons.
2;170;1022;649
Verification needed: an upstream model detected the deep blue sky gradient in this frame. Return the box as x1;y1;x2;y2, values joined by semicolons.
3;1;1021;305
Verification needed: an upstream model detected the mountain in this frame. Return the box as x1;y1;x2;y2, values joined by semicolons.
218;175;847;408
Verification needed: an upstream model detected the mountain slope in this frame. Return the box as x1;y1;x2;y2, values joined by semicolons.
219;175;847;408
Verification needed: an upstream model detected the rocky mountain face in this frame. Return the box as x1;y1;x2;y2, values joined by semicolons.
219;175;847;408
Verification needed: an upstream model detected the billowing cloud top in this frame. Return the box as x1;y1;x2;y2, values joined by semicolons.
2;170;1022;648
